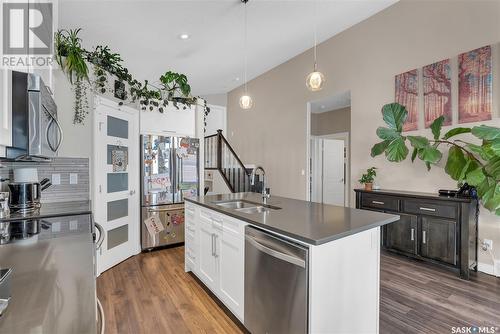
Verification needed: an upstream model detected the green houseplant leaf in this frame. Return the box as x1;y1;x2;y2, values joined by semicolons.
445;146;466;180
385;137;409;162
371;141;390;157
443;127;471;140
430;116;444;140
407;136;429;149
418;147;442;164
382;103;407;132
376;127;400;140
472;125;500;141
466;167;486;186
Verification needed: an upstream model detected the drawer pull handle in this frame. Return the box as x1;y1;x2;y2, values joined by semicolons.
372;201;385;205
419;207;436;212
410;228;415;241
422;230;427;244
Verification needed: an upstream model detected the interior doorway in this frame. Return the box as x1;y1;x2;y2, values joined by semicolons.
306;91;351;206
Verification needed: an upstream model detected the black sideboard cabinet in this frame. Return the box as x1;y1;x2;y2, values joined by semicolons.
355;189;478;279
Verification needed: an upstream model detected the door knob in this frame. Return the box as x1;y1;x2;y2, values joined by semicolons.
129;190;136;195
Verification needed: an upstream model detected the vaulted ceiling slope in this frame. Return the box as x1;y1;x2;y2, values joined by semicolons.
59;0;398;95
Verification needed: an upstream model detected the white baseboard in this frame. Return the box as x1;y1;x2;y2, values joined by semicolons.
477;262;500;277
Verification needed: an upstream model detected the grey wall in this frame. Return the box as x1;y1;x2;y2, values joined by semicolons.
311;107;350;136
227;0;500;269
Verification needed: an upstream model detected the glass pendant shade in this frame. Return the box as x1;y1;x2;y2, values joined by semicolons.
306;70;325;92
239;94;253;109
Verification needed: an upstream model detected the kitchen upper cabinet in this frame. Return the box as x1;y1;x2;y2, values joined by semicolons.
384;213;417;255
0;70;12;151
420;217;457;265
140;105;196;137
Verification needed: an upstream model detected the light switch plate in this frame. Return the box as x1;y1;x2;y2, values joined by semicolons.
70;173;78;185
52;174;61;185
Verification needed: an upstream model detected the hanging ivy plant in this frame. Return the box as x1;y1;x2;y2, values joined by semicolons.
54;28;209;124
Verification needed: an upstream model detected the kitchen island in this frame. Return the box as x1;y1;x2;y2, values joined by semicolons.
185;192;399;334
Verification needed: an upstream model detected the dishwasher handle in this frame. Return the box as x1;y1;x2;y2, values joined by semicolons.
245;235;306;268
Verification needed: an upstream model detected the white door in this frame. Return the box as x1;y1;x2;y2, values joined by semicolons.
94;98;140;274
322;139;345;206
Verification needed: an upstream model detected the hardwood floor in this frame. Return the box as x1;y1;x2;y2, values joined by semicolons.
97;247;500;334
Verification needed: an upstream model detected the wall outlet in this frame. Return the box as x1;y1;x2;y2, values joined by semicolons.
70;173;78;185
52;174;61;185
482;239;493;251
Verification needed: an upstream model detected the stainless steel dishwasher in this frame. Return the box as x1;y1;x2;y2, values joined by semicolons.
244;226;308;334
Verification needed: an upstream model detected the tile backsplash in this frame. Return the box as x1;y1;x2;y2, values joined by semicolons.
0;158;90;203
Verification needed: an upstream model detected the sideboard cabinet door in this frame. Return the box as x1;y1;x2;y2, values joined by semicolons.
384;213;417;255
420;217;457;265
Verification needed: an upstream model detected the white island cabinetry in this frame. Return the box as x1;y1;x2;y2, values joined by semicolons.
184;202;246;321
185;200;384;334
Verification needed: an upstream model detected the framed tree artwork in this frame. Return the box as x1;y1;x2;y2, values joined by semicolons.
423;59;452;128
458;45;492;123
395;69;418;131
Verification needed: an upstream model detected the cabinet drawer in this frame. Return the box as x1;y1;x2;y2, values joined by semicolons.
403;200;456;219
361;194;399;211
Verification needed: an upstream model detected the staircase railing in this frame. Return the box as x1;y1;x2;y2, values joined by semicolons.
205;130;253;193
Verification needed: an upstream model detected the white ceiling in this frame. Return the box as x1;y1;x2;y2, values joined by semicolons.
310;90;351;113
59;0;397;96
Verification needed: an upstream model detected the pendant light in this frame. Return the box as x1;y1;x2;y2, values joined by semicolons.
306;0;325;92
239;0;253;110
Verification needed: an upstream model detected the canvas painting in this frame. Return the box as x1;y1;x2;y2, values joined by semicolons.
458;45;492;123
395;69;419;131
423;59;452;128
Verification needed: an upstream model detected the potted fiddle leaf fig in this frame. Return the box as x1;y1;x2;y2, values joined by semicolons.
371;102;500;216
359;167;377;191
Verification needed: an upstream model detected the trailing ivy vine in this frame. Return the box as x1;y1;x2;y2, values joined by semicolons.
371;103;500;216
55;28;208;124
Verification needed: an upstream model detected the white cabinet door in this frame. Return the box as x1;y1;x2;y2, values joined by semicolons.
140;105;196;137
218;231;245;320
198;221;218;290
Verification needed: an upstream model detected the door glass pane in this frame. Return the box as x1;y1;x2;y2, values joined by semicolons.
107;145;128;165
107;224;128;250
107;199;128;222
107;116;128;139
107;173;128;193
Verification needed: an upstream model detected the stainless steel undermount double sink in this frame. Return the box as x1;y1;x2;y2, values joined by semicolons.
213;200;281;214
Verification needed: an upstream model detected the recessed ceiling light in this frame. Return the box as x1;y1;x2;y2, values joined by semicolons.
235;77;240;81
320;105;326;109
179;33;190;40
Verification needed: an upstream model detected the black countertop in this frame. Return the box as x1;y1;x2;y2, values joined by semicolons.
354;188;474;202
0;201;92;222
185;193;399;245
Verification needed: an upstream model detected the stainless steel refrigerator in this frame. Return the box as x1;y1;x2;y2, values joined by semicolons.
140;135;199;250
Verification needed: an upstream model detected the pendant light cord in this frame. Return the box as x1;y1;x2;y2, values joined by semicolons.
243;0;248;93
313;0;318;71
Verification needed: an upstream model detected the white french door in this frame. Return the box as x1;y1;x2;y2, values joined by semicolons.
310;138;345;206
94;98;140;275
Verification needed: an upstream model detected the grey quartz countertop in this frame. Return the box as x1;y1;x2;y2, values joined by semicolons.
0;201;92;222
185;193;399;245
